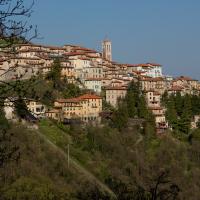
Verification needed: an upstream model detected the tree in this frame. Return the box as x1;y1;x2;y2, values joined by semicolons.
46;58;62;89
0;0;37;47
126;90;136;117
165;95;178;130
137;171;180;200
191;95;200;116
75;181;112;200
1;177;60;200
14;97;29;119
112;100;128;130
178;95;192;134
0;0;37;179
63;83;81;98
126;83;137;118
0;108;20;170
0;106;9;131
138;94;149;119
174;92;183;116
0;0;38;101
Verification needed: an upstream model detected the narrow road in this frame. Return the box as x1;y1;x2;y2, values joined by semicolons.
36;130;117;199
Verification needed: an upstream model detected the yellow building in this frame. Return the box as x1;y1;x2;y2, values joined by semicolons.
47;94;102;123
145;91;168;130
139;76;165;94
105;86;127;108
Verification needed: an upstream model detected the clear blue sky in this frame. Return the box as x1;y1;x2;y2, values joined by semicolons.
29;0;200;80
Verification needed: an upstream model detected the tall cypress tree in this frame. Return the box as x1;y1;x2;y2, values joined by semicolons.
126;89;136;118
174;92;183;116
166;96;178;130
178;95;192;134
112;101;128;130
138;94;148;119
46;58;62;89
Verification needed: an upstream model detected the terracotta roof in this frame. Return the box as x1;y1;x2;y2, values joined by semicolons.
56;98;80;103
126;64;139;67
78;94;102;100
168;86;184;91
86;54;100;58
56;94;102;103
139;76;163;81
175;76;196;81
105;86;127;90
79;57;91;61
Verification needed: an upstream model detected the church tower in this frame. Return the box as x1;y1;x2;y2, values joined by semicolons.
102;39;112;61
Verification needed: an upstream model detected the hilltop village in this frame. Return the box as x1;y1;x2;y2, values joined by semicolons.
1;40;200;131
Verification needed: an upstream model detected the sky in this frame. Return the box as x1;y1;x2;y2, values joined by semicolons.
28;0;200;80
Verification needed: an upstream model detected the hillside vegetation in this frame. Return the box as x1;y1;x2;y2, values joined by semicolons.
1;115;200;199
1;64;200;199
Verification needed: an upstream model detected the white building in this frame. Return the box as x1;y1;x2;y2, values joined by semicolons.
84;78;102;94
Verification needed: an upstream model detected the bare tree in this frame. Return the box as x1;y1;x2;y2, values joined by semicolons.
0;0;38;47
135;171;180;200
0;0;39;102
0;0;38;171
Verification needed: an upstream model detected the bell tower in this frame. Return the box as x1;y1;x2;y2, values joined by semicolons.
102;39;112;61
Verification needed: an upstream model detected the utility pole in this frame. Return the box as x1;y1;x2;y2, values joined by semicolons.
67;144;70;168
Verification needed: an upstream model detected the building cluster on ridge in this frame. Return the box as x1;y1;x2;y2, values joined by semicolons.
1;39;200;130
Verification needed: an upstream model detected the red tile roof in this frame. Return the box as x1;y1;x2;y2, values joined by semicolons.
56;94;102;103
105;86;128;90
176;76;195;81
168;86;184;91
78;94;102;100
56;98;80;103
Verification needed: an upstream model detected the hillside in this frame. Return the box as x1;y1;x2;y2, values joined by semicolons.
0;122;114;199
1;116;200;199
1;75;200;199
